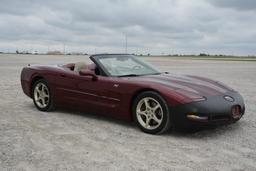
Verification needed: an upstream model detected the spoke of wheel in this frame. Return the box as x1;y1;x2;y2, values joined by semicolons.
44;94;49;98
41;97;46;106
145;117;151;128
137;110;147;117
42;90;49;97
42;85;47;92
144;99;150;108
38;84;42;91
152;114;161;124
36;96;41;102
153;104;160;112
35;86;40;94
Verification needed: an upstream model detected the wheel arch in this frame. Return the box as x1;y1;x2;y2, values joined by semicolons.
130;88;164;121
130;88;172;134
30;75;44;96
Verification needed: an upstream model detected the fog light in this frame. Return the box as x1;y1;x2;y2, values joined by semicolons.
187;114;208;121
231;105;241;119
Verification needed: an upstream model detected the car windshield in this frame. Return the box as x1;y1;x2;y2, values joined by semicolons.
97;55;161;77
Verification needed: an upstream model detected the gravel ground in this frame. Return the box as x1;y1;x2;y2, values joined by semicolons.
0;54;256;171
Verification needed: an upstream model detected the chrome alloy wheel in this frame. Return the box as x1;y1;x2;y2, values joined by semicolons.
136;97;163;130
33;82;50;108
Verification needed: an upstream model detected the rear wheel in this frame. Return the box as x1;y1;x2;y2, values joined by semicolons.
32;79;54;111
133;91;171;134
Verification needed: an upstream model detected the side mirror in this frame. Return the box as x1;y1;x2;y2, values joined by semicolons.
79;69;98;81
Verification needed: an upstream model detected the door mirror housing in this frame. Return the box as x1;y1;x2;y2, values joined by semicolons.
79;69;98;81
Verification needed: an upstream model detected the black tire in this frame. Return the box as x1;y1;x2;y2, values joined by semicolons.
32;79;54;111
132;91;171;134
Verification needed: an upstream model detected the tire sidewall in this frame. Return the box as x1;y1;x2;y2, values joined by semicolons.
32;79;54;111
132;91;171;134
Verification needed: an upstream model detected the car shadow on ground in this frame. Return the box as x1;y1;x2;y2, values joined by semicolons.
54;106;136;129
27;103;243;138
167;122;243;138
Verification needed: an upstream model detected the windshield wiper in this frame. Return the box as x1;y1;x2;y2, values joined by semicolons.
118;74;140;77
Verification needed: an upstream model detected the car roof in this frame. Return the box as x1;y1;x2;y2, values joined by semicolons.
90;53;131;58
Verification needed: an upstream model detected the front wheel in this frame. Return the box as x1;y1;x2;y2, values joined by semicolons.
132;91;171;134
32;79;54;111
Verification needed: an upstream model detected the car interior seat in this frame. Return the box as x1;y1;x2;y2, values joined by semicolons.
74;62;88;72
87;63;100;75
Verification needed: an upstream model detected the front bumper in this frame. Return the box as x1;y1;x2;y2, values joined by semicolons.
171;91;245;128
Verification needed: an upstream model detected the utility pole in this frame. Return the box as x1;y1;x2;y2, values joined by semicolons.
125;34;127;53
63;43;66;55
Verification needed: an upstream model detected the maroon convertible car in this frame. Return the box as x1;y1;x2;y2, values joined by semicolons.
21;54;245;134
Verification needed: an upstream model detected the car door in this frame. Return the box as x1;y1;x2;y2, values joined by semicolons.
54;69;122;115
54;70;100;109
90;76;122;115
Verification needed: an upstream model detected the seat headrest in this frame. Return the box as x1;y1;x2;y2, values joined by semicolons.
74;62;87;72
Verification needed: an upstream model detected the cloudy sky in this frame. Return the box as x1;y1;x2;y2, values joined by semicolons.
0;0;255;55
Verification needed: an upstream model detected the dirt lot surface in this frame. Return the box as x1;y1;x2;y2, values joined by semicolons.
1;54;256;171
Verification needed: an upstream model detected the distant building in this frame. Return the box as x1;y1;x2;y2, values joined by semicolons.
47;51;63;55
199;53;209;56
32;51;38;55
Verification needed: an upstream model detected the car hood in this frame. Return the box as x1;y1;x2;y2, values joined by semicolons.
130;74;234;98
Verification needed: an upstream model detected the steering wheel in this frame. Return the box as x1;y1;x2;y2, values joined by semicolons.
105;65;120;75
133;65;142;70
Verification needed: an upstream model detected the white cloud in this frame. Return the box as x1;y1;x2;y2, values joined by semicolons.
0;0;255;55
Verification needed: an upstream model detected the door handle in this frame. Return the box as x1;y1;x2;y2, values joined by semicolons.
60;74;66;77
